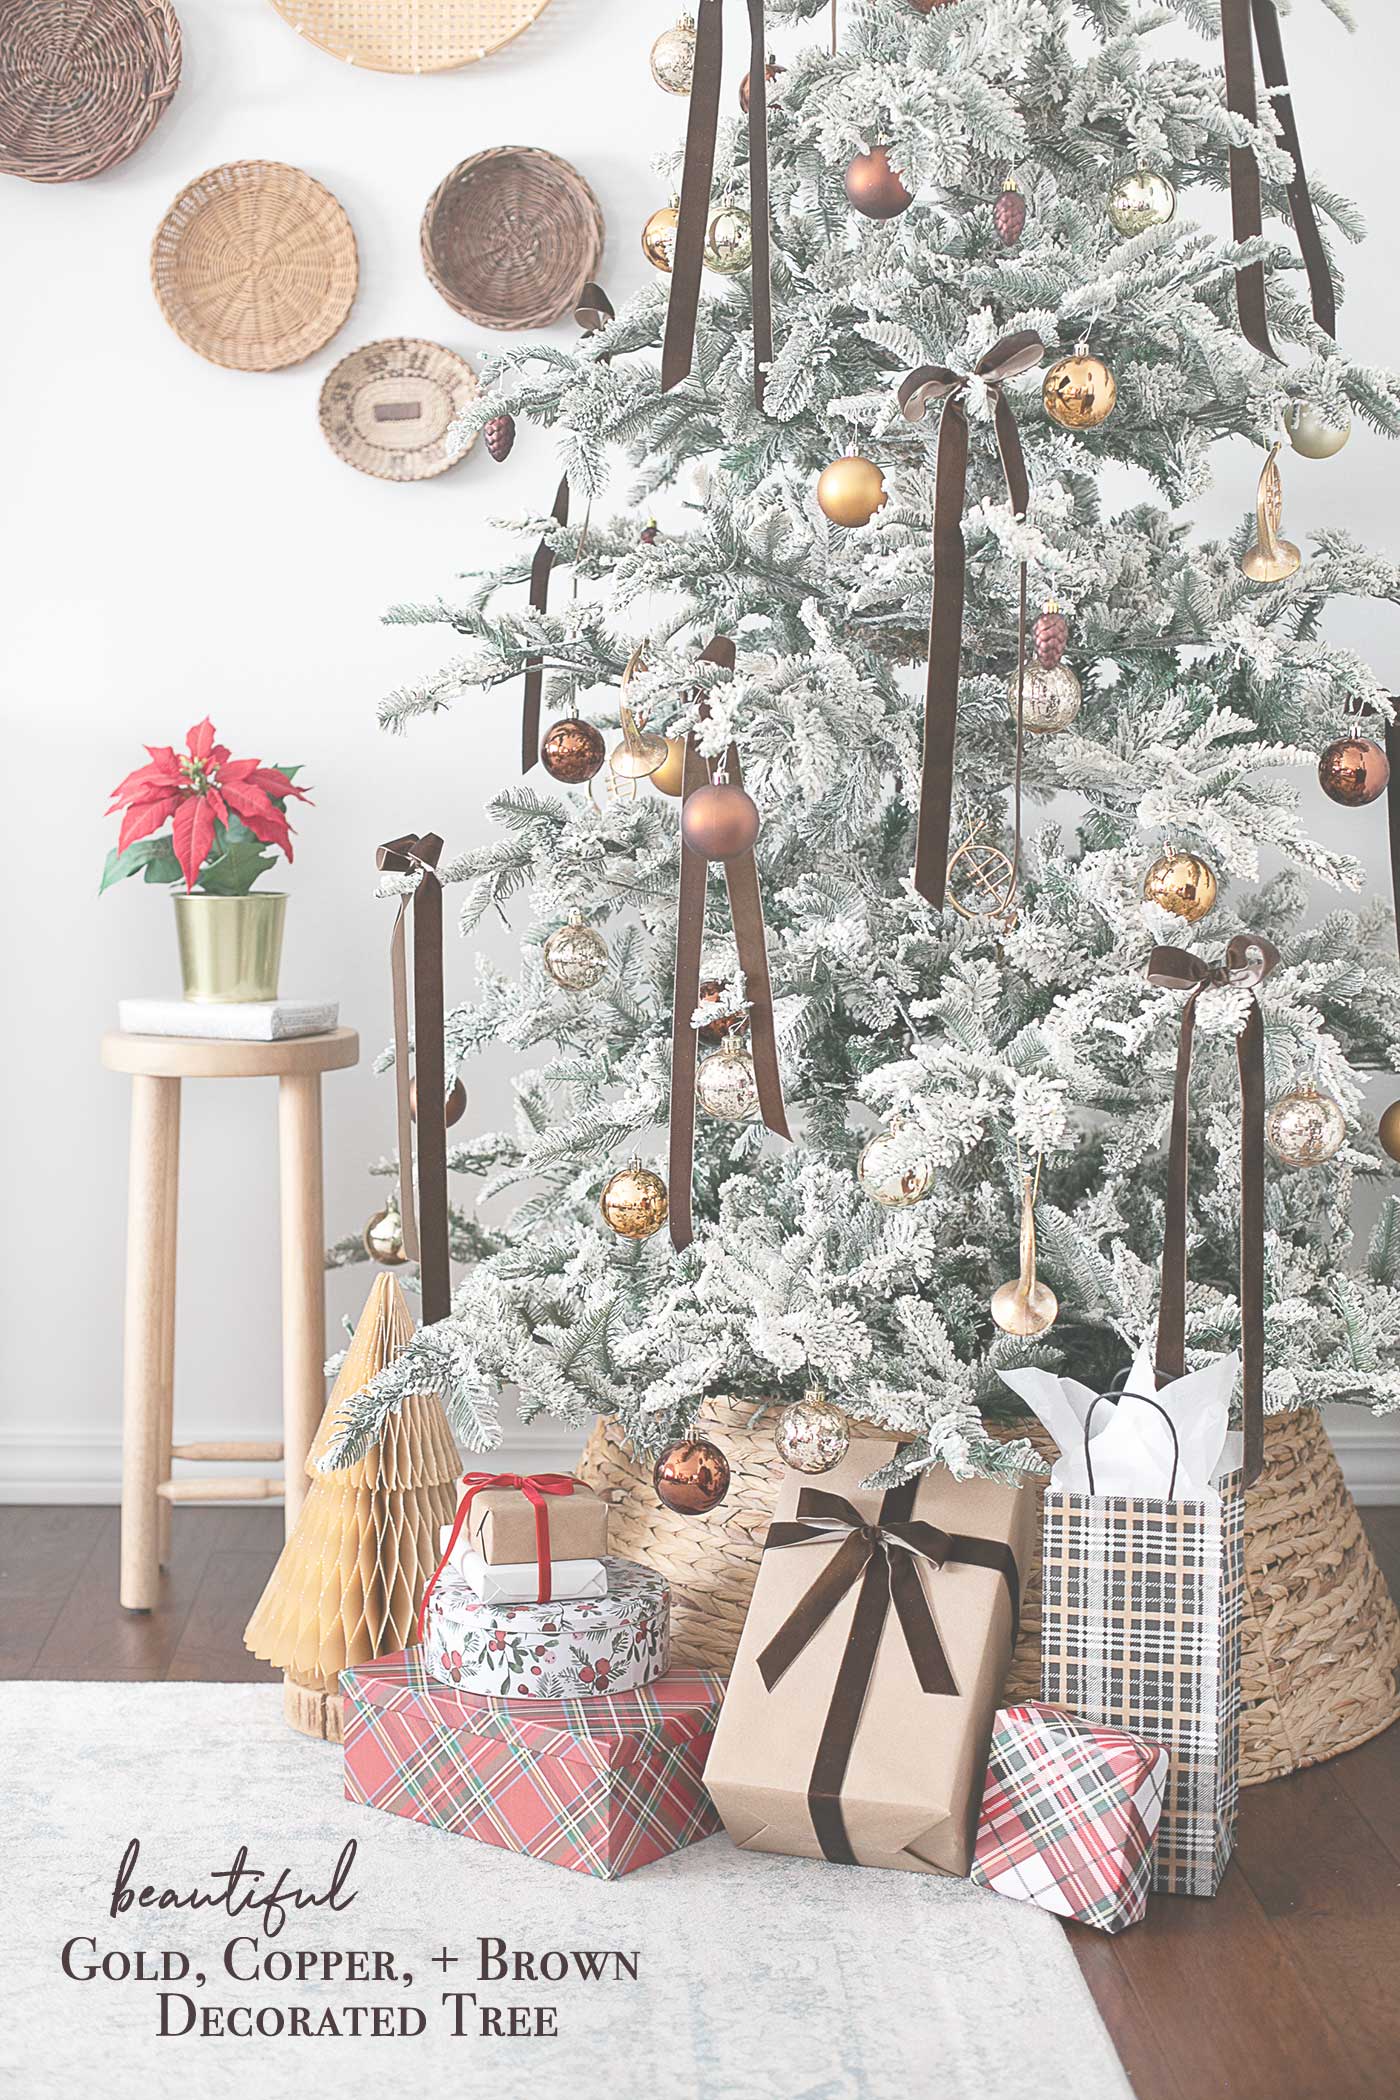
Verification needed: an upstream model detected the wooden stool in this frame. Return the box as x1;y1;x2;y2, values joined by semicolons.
100;1027;360;1611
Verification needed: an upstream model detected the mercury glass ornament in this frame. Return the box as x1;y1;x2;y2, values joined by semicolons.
1318;735;1390;807
696;1037;760;1122
774;1389;850;1475
363;1203;408;1266
1143;849;1217;924
543;913;610;992
642;203;681;273
1266;1086;1346;1168
1106;167;1177;236
1284;401;1351;460
600;1161;669;1240
649;15;697;94
1043;348;1117;431
703;205;753;275
654;1438;731;1514
858;1119;933;1208
1011;659;1082;734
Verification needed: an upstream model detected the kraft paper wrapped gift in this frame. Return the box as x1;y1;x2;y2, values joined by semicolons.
705;1441;1035;1875
463;1474;609;1567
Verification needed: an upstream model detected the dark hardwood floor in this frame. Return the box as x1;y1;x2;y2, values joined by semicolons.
3;1502;1397;2100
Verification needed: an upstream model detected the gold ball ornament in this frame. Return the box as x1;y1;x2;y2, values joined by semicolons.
600;1161;669;1241
1143;850;1217;924
642;204;681;273
363;1204;408;1266
858;1120;933;1208
649;15;696;94
1318;735;1390;807
1106;167;1177;236
1378;1100;1400;1162
649;738;687;797
695;1037;760;1122
1043;348;1117;431
1265;1086;1347;1168
540;717;606;784
681;780;761;861
409;1075;468;1127
774;1390;850;1475
703;205;752;275
543;914;610;992
654;1438;731;1515
1011;660;1083;734
817;455;887;527
844;144;913;220
1284;401;1351;460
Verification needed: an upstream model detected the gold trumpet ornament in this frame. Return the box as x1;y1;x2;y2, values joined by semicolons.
609;647;670;782
990;1168;1058;1338
1240;441;1301;583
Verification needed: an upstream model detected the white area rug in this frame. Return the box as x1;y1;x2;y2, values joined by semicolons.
1;1683;1132;2100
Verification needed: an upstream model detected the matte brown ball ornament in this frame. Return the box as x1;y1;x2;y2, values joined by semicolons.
817;455;887;527
1378;1100;1400;1162
600;1162;669;1240
844;145;913;220
654;1439;731;1514
541;717;606;783
1143;850;1218;923
1318;736;1390;807
1043;348;1117;431
739;59;783;113
409;1075;467;1127
681;781;761;861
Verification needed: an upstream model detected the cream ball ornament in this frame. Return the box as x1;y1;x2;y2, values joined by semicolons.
1284;401;1351;460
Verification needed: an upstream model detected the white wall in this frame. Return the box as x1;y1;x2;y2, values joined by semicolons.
2;0;1397;1502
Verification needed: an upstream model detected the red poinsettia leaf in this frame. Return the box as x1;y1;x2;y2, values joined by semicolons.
171;793;217;891
185;718;217;762
206;787;229;826
117;791;181;854
221;780;293;857
249;764;311;804
108;755;180;809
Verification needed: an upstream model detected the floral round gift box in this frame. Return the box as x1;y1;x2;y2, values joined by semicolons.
425;1555;671;1698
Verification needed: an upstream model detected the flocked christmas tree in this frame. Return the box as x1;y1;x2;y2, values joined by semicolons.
327;0;1400;1481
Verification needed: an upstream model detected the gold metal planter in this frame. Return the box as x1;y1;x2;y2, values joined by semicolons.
172;891;286;1003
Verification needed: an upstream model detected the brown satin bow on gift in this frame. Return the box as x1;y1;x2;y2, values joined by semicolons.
757;1481;1021;1866
1145;933;1281;1484
522;283;616;775
377;832;451;1324
662;0;774;409
897;330;1044;910
1221;0;1335;358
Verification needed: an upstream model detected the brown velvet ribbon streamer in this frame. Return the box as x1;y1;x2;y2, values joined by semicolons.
1386;710;1400;968
669;635;790;1251
377;833;451;1326
1222;0;1336;359
521;284;616;773
661;0;773;409
1144;933;1281;1484
757;1482;1022;1866
897;331;1044;909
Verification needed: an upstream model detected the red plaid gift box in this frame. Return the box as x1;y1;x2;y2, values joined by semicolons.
343;1647;725;1880
970;1703;1169;1933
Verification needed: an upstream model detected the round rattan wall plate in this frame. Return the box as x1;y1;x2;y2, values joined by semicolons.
318;338;479;481
0;0;182;183
151;161;358;372
421;146;604;331
265;0;553;73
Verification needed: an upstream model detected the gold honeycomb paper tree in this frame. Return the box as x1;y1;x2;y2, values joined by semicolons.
245;1271;460;1740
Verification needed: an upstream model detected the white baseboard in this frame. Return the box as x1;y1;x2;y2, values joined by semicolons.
1322;1410;1400;1505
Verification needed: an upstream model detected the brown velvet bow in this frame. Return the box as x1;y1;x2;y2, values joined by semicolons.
757;1481;1021;1866
1144;933;1281;1483
522;283;616;775
377;832;451;1324
669;636;789;1251
1222;0;1335;358
661;0;774;410
897;330;1044;909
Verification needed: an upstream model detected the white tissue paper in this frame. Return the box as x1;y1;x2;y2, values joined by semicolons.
1000;1343;1240;1500
436;1536;609;1604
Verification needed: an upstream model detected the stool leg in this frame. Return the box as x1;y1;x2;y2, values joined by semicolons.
278;1069;326;1534
156;1086;180;1569
120;1074;180;1611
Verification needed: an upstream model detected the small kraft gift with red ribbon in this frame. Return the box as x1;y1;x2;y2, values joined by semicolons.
705;1439;1035;1875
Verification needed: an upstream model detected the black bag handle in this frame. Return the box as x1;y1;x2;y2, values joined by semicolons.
1083;1389;1181;1500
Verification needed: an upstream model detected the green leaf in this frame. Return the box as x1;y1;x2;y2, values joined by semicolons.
100;837;182;894
195;814;277;896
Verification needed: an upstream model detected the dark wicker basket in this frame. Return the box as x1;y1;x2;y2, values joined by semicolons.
0;0;181;183
421;145;604;331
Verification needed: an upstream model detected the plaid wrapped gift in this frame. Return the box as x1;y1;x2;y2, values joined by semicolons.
971;1703;1169;1932
1040;1447;1245;1898
343;1648;724;1880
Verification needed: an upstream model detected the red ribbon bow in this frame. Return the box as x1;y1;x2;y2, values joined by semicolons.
416;1472;578;1641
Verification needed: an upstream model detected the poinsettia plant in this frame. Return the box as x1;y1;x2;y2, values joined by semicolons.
102;719;311;895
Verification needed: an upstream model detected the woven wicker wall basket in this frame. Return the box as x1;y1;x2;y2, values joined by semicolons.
266;0;554;73
318;336;479;480
421;146;604;331
578;1399;1400;1787
0;0;182;184
151;161;358;371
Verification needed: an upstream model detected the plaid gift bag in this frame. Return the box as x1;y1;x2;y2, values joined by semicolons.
971;1703;1170;1932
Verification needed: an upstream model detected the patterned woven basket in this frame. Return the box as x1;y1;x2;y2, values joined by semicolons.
265;0;554;74
578;1398;1400;1786
151;160;358;372
421;146;604;331
0;0;182;183
317;336;478;481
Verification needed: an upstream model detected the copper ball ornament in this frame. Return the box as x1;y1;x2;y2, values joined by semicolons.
649;16;696;94
844;145;913;220
363;1204;408;1266
739;59;784;113
697;979;749;1042
649;738;687;797
1106;167;1177;237
1318;735;1390;807
1043;350;1117;431
816;454;887;527
541;717;606;784
654;1438;731;1514
774;1392;849;1475
681;781;761;861
600;1162;669;1240
1011;660;1082;734
1265;1086;1347;1169
543;914;610;992
642;204;681;273
1284;401;1351;460
1143;849;1218;924
1378;1100;1400;1162
409;1075;467;1127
